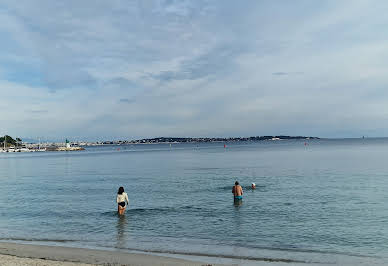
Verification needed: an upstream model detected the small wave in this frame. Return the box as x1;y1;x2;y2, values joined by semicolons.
128;206;203;214
101;211;120;217
0;237;77;243
221;185;233;190
185;167;223;171
239;243;382;259
101;206;204;217
108;246;310;263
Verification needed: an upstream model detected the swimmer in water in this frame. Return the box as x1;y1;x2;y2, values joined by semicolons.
232;181;243;203
116;186;129;215
251;182;256;189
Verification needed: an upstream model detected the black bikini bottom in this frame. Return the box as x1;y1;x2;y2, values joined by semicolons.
118;202;125;207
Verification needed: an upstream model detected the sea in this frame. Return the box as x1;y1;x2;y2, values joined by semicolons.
1;138;388;265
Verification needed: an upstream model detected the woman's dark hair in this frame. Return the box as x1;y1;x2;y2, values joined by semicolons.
118;187;124;195
235;181;239;185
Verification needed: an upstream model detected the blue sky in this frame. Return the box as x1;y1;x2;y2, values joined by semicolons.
1;0;388;141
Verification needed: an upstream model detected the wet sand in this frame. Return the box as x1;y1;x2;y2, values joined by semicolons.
0;242;225;266
0;242;341;266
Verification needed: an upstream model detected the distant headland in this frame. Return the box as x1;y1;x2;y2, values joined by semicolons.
100;135;320;145
1;135;320;152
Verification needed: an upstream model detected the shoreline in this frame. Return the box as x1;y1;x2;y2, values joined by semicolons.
0;242;226;266
0;241;330;266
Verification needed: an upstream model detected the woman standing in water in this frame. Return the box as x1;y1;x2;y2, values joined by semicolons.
117;187;129;215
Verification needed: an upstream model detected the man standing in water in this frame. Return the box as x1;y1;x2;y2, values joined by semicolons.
232;181;243;203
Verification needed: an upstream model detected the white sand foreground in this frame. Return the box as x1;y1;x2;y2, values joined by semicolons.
0;253;91;266
0;242;224;266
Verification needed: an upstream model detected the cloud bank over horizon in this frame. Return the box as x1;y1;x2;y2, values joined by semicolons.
1;0;388;141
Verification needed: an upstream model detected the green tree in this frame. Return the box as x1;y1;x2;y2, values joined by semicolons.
0;135;18;147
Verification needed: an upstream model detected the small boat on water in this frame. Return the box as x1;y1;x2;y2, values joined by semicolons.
18;148;31;152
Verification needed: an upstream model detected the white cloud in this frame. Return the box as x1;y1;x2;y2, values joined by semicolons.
1;1;388;139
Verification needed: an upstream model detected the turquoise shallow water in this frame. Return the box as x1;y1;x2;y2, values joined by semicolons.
1;139;388;264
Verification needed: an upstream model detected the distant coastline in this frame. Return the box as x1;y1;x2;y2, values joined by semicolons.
98;135;319;145
1;135;320;150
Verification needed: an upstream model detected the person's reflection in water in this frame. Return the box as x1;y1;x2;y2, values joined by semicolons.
232;192;242;253
234;197;243;206
116;214;128;248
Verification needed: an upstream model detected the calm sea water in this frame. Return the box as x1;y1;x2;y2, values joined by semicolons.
1;139;388;265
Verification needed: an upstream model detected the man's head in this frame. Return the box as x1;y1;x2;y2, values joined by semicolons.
235;181;239;185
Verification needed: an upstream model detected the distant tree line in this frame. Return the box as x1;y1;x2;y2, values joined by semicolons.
0;135;22;147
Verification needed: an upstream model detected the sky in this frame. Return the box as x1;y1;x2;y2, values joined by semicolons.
1;0;388;141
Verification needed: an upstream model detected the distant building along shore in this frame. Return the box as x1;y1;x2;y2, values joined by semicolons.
1;135;319;152
0;136;84;152
95;135;319;145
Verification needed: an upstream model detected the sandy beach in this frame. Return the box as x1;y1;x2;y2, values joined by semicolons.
0;242;337;266
0;254;91;266
0;242;225;266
